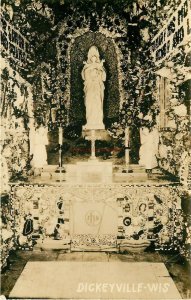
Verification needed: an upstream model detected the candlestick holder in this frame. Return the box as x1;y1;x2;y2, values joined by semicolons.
146;168;152;179
55;132;66;182
122;127;133;173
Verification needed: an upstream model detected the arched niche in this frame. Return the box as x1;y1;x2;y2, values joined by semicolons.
69;31;120;127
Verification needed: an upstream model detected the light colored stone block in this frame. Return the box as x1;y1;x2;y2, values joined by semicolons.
10;262;181;299
76;159;113;183
40;172;51;179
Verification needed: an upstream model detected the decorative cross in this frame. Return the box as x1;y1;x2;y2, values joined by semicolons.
85;130;101;160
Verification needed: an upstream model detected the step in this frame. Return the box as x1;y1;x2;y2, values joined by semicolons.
131;164;145;169
34;238;71;250
52;172;66;181
42;165;58;172
41;172;52;179
130;165;146;173
114;172;147;182
114;165;146;173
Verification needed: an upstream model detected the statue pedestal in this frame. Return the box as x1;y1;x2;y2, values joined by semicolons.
82;124;105;130
82;128;111;141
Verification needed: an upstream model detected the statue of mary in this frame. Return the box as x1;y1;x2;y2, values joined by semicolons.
82;46;106;130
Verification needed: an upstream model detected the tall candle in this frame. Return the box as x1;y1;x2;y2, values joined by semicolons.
125;127;130;167
125;127;130;148
59;127;63;145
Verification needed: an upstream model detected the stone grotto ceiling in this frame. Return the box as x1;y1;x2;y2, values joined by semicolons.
2;0;175;63
1;0;178;128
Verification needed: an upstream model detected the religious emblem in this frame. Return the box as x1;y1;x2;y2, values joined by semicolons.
85;210;102;226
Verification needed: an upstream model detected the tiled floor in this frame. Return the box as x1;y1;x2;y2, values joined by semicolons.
1;250;191;299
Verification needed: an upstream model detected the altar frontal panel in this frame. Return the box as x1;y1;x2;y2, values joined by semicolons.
70;201;118;235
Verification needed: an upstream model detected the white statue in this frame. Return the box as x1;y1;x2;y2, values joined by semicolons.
0;144;10;194
139;126;159;170
30;125;49;169
82;46;106;130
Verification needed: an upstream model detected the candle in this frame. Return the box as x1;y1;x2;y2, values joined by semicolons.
59;127;63;145
125;127;130;148
125;127;130;167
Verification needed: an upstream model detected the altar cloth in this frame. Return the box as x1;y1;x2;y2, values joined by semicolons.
9;262;181;299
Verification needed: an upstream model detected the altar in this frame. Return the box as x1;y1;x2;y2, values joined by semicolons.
10;180;183;252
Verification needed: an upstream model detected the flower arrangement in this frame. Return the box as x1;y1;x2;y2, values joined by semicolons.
1;66;30;130
154;188;191;262
157;77;190;178
0;64;32;182
108;65;160;140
